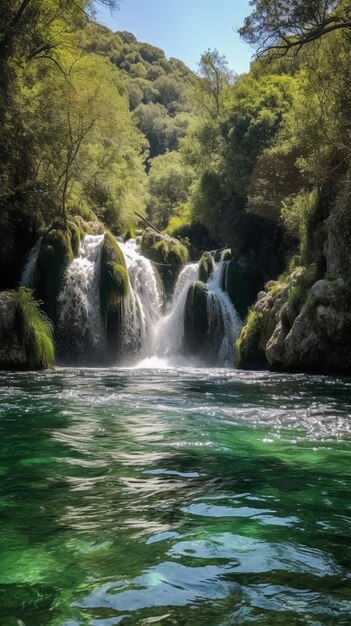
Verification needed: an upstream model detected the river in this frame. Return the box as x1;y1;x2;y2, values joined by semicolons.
1;367;351;625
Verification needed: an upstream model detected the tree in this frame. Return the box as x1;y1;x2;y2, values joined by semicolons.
196;49;235;118
0;1;119;65
240;0;351;57
147;151;194;228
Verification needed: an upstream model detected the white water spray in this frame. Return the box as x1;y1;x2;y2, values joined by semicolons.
206;262;242;366
154;263;199;360
119;239;162;357
57;235;105;362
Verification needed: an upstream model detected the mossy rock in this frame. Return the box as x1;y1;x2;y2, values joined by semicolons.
236;309;266;370
141;228;189;300
99;232;128;357
67;220;81;256
198;251;215;283
183;281;209;356
220;249;232;261
36;224;74;322
100;262;129;320
0;288;55;370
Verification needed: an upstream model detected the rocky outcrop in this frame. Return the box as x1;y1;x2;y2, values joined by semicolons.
266;279;351;372
237;267;351;374
0;293;28;368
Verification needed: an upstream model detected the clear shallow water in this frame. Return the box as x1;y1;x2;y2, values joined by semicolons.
0;368;351;626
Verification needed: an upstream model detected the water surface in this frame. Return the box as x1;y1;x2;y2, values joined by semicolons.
1;368;351;625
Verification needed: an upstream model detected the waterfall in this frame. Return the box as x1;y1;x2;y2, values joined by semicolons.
206;262;242;366
150;261;241;367
20;232;241;368
154;263;199;360
57;234;105;363
119;239;162;358
20;237;43;288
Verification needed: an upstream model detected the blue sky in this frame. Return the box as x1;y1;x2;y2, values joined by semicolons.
96;0;254;74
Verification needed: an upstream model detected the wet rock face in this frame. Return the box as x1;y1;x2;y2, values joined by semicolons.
267;279;351;373
0;294;27;367
238;273;351;374
325;212;351;279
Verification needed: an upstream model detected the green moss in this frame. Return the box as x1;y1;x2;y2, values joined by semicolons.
183;281;208;356
198;251;215;283
141;228;189;299
268;282;285;297
124;227;135;241
12;287;55;370
100;232;126;270
236;309;265;369
67;220;81;257
220;249;232;261
36;225;74;322
286;264;318;323
100;262;129;319
100;231;128;323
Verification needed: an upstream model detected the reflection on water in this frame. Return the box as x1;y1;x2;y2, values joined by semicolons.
0;368;350;625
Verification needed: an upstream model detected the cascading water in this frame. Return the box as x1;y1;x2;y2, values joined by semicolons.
119;240;162;357
153;263;199;362
57;234;105;363
20;234;241;368
20;237;43;288
206;262;242;366
151;260;242;367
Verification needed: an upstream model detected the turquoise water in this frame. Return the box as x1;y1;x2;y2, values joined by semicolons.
0;367;351;625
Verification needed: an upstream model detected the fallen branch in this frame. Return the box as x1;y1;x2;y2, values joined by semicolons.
134;211;162;234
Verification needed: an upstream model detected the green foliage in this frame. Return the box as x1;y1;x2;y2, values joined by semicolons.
148;151;194;229
198;252;215;283
196;49;235;119
239;0;351;57
236;309;265;370
11;287;55;370
281;189;318;255
286;264;318;321
124;227;135;241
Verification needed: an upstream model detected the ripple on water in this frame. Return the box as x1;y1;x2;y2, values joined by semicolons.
0;367;350;626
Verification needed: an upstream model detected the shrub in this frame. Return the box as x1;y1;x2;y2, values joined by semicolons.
12;287;55;369
236;309;265;369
